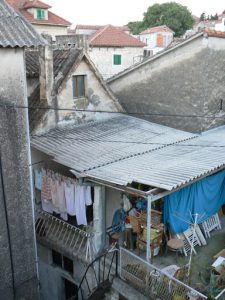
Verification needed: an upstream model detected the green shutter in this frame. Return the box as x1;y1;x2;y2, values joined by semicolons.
37;9;45;19
114;54;121;65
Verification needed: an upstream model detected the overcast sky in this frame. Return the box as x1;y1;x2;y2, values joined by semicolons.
45;0;225;27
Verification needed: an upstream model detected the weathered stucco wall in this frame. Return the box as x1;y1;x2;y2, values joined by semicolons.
0;48;38;299
105;188;122;229
89;46;144;79
33;24;68;40
56;59;120;124
109;35;225;133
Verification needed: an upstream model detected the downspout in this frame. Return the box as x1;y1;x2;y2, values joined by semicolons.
146;195;152;262
24;61;40;283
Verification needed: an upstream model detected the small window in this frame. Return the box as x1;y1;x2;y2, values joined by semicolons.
63;256;74;274
72;75;85;98
37;9;45;20
64;278;78;299
113;54;121;65
52;250;62;268
52;250;73;274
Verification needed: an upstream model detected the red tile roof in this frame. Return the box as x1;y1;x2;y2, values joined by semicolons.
6;0;71;26
140;25;174;35
89;25;145;47
76;24;131;32
23;0;50;9
204;29;225;38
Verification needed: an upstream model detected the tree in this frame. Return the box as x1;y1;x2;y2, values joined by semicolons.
200;12;206;21
127;2;194;36
127;21;145;35
142;2;194;37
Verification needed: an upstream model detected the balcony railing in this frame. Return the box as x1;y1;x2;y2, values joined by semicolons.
119;247;207;300
35;209;94;263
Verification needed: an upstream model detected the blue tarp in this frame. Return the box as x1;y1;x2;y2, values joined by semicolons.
163;169;225;233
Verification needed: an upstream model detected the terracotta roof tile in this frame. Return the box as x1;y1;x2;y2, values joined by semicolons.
23;0;50;9
140;25;174;35
204;28;225;38
89;25;145;47
76;24;130;32
6;0;71;26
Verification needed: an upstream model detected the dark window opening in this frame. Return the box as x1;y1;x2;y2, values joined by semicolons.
64;278;78;299
52;250;73;274
63;256;74;274
52;250;62;268
72;75;85;98
220;99;223;111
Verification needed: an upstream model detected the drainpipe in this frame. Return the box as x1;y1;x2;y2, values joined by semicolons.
24;76;40;283
146;195;152;262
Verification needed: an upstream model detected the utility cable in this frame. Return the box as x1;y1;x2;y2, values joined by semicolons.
0;103;225;119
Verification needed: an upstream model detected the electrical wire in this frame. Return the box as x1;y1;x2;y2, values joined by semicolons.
0;102;225;119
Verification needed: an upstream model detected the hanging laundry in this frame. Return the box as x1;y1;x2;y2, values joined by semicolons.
75;184;87;226
64;180;76;216
51;178;59;213
84;186;92;206
34;169;42;190
41;173;53;213
56;180;67;214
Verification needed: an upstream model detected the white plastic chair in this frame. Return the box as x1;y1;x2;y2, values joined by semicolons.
201;213;221;238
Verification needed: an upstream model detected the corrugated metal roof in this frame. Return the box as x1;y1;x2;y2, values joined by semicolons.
85;125;225;190
31;115;199;189
0;0;45;47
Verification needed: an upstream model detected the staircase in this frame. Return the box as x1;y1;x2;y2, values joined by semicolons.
71;248;118;300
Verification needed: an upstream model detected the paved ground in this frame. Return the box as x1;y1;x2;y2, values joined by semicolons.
135;215;225;299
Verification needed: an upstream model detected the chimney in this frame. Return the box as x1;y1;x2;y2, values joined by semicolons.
39;34;54;106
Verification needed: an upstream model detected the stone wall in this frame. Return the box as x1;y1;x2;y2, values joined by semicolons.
0;48;38;299
89;46;144;80
109;34;225;133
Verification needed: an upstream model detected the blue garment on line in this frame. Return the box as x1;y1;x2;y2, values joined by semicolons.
111;208;126;233
163;169;225;234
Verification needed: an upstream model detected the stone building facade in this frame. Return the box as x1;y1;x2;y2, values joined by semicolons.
108;31;225;133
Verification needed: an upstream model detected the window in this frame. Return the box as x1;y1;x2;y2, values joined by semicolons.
52;250;74;274
37;9;45;19
113;54;122;65
72;75;85;98
64;279;78;299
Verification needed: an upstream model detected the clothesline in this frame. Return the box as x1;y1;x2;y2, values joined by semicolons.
34;168;92;225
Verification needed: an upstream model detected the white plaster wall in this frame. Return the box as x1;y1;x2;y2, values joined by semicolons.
76;28;97;35
140;33;157;47
215;20;225;31
105;187;122;228
0;49;26;98
32;24;68;40
140;32;173;48
89;47;144;79
56;59;120;123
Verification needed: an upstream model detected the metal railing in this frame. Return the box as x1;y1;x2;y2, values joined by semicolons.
35;209;94;262
69;248;118;300
120;247;208;300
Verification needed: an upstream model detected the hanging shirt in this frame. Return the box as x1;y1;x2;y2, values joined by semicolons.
41;174;52;201
34;169;42;190
56;181;67;214
75;184;87;226
84;186;92;206
51;179;59;213
64;181;76;216
41;175;53;213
